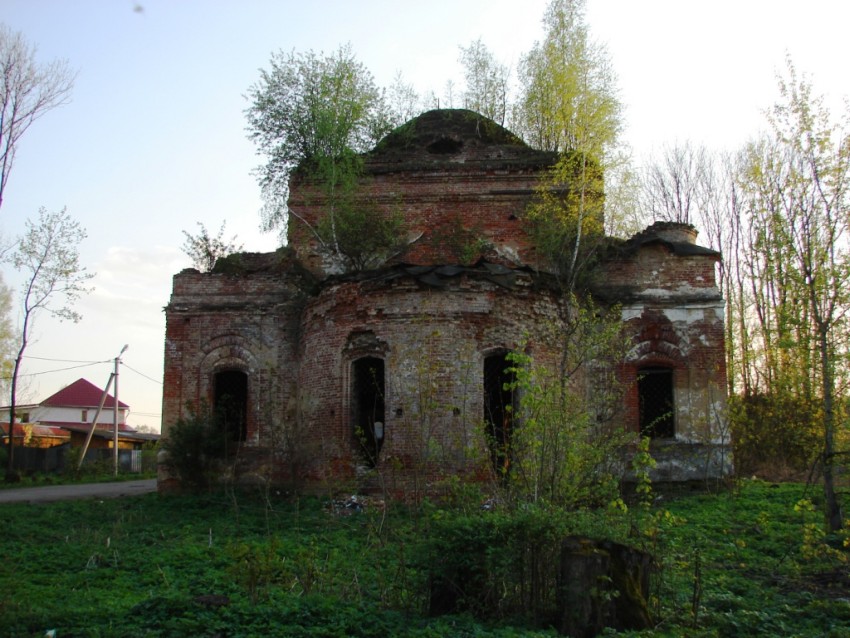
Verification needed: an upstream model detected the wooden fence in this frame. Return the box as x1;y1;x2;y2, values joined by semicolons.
10;443;148;474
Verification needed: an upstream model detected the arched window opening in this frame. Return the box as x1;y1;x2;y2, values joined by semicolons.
484;352;515;477
638;367;674;439
351;357;385;467
214;370;248;443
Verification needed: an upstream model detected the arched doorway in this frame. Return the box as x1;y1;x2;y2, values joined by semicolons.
214;369;248;443
638;366;674;439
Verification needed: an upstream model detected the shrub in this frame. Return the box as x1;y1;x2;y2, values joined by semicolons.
161;403;229;491
730;393;820;478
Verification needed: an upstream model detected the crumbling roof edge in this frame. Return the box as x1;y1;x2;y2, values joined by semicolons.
603;236;720;259
319;260;558;291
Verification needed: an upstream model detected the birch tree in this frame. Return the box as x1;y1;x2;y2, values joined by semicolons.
247;45;392;232
459;38;510;126
513;0;630;459
5;207;93;478
519;0;623;292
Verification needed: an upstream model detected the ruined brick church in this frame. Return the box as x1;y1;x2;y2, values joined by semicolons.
160;109;730;492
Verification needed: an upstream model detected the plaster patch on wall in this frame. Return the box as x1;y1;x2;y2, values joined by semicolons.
662;308;692;323
621;305;644;321
493;243;521;264
640;288;675;299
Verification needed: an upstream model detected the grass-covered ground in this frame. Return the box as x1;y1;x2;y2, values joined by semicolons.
1;480;848;637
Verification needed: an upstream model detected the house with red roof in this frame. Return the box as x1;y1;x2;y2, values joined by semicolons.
31;378;130;428
1;378;156;449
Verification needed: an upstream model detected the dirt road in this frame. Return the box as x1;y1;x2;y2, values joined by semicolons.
0;479;157;504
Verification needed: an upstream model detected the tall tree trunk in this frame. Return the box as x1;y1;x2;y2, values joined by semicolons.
818;323;843;533
5;353;21;478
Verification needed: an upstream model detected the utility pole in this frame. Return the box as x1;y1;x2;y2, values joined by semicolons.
78;373;115;471
113;345;128;476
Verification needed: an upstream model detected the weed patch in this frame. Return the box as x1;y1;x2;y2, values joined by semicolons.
0;481;848;637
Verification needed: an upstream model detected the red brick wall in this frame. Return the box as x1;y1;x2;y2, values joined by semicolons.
161;136;731;488
162;271;304;444
287;168;542;275
599;237;728;458
162;250;730;487
294;273;563;489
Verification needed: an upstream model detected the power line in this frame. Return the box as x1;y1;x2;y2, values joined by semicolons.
122;363;162;385
24;355;109;364
19;357;162;385
0;361;103;380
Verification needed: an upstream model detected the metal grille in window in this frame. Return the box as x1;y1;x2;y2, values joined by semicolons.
638;367;674;438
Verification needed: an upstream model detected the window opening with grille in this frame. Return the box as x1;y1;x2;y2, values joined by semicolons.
638;367;674;438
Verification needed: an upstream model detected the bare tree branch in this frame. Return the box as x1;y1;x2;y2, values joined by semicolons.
0;24;75;210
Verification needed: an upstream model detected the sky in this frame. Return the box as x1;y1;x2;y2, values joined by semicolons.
1;0;848;431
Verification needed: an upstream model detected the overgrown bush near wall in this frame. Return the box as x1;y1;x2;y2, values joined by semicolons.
430;215;492;265
729;392;821;479
162;403;229;491
314;192;408;272
503;339;633;510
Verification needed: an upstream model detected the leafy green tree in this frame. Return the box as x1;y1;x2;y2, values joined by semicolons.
246;44;408;272
526;150;606;292
181;221;243;272
500;1;642;512
770;61;848;532
504;301;633;508
246;44;396;236
5;207;93;478
0;24;75;210
513;0;621;156
518;0;624;291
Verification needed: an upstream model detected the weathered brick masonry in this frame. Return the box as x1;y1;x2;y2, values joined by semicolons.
595;224;729;480
160;109;731;493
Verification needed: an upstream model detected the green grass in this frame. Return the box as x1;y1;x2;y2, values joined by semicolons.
628;481;850;638
1;480;848;637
